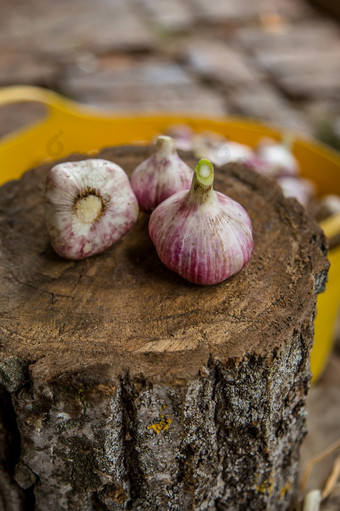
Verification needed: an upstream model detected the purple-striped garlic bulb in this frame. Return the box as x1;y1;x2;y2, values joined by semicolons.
149;158;254;285
130;135;193;213
44;159;139;260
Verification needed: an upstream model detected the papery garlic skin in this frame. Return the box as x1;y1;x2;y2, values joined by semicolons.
130;135;193;213
149;158;254;285
45;159;138;260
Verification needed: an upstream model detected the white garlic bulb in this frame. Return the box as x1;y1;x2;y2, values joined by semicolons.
255;138;299;178
44;158;138;259
214;141;254;165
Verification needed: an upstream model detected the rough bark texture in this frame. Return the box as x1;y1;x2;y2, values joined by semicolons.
0;145;328;511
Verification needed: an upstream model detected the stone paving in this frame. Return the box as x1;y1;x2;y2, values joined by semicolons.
0;0;340;508
1;0;340;137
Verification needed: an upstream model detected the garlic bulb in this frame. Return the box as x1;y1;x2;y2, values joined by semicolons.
130;135;193;213
192;131;226;163
149;158;254;285
166;124;194;152
254;138;299;178
277;176;315;207
191;130;254;167
194;137;254;166
44;158;139;260
212;141;254;166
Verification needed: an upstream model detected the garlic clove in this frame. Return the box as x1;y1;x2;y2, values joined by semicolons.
44;158;139;260
130;135;193;213
149;158;254;285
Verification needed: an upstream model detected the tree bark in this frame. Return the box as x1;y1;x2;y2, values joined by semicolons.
0;146;328;510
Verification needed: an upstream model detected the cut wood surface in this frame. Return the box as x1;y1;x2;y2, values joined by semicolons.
0;146;329;511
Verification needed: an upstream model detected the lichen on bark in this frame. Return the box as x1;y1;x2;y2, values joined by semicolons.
0;322;314;511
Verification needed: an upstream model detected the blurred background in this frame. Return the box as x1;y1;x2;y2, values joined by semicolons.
0;0;340;143
0;0;340;508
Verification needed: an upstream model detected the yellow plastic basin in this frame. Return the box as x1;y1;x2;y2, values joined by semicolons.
0;86;339;381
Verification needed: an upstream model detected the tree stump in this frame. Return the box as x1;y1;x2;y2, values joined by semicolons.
0;146;328;511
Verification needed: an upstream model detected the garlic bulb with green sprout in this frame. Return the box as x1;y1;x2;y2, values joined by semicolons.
149;158;254;285
45;159;138;260
130;135;193;213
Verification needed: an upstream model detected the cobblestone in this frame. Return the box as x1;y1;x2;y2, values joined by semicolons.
0;0;156;55
191;0;261;24
255;47;340;99
0;51;58;86
137;0;193;32
59;58;227;114
261;0;315;19
0;102;47;139
181;38;262;87
228;82;311;134
191;0;314;25
236;18;340;103
236;20;340;52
